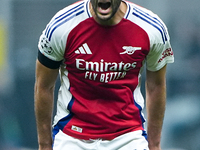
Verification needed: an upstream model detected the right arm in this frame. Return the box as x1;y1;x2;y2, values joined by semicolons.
34;60;59;150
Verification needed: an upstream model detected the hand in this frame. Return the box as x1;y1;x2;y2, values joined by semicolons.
39;147;52;150
39;148;52;150
38;144;53;150
149;146;162;150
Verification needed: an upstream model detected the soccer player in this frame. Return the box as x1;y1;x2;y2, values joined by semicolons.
34;0;174;150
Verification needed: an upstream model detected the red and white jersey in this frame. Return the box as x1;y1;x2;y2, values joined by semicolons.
38;0;174;140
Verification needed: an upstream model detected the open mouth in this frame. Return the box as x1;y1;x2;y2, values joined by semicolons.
98;2;111;10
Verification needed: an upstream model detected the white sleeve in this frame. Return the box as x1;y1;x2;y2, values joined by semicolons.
38;29;65;62
37;7;69;62
146;29;174;71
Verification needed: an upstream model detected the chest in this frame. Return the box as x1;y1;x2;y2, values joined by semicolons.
64;18;150;77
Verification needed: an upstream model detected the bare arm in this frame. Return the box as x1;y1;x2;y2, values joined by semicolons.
34;60;59;150
146;65;167;150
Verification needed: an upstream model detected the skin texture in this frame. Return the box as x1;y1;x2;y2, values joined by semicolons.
35;60;59;150
35;1;166;150
146;65;167;150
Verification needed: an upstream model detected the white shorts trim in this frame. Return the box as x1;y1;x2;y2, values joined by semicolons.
53;130;149;150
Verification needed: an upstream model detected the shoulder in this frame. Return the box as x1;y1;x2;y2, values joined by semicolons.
44;0;90;42
125;1;162;22
125;1;169;44
38;0;91;61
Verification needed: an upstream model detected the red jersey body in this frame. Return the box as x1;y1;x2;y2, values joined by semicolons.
38;0;174;140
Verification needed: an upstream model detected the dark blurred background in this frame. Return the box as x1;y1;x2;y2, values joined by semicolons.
0;0;199;150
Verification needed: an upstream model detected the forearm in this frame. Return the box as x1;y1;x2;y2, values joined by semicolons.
146;82;166;150
145;66;167;150
34;84;54;149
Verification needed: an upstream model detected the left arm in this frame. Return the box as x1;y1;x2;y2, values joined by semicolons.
146;65;167;150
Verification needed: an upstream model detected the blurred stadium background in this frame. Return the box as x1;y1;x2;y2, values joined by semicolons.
0;0;199;149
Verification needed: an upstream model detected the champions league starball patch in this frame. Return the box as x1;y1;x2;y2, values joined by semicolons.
40;36;54;55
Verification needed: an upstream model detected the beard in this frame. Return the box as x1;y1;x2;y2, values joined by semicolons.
90;0;122;21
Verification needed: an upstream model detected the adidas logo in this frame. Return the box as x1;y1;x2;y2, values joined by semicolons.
75;43;92;54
